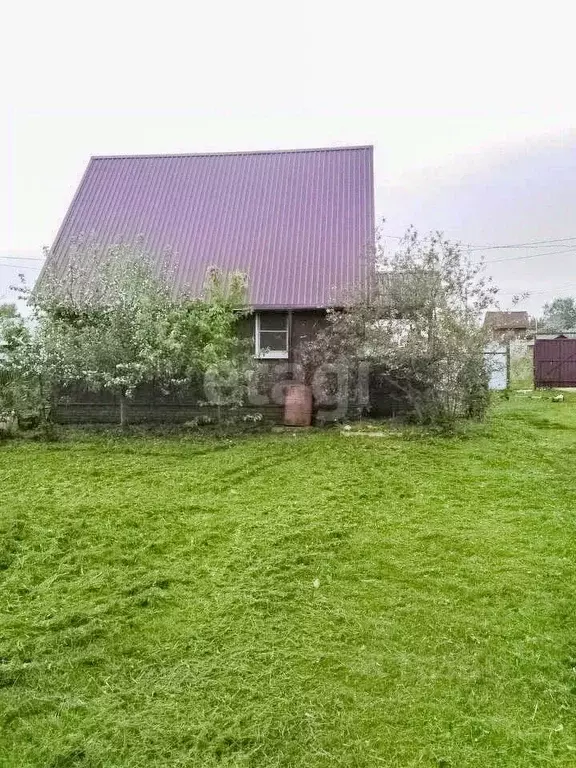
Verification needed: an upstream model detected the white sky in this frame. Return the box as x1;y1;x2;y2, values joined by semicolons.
2;0;575;314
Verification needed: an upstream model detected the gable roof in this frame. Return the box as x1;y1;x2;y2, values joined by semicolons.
44;146;374;309
484;311;530;329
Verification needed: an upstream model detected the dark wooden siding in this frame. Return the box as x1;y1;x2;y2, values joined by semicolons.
52;310;327;424
290;311;327;358
240;309;327;363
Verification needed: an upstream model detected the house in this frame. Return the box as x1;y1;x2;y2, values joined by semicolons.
40;146;375;422
42;145;375;363
483;311;530;340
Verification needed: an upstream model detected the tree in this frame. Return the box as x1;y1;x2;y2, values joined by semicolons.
0;306;51;423
0;303;18;318
4;241;249;427
298;226;497;427
540;297;576;332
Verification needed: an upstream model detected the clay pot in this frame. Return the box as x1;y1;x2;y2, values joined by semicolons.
284;383;313;427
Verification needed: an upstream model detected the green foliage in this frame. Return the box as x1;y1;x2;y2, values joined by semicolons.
1;242;249;427
540;296;576;332
510;343;534;390
0;306;52;422
0;302;18;318
1;397;576;766
298;226;496;427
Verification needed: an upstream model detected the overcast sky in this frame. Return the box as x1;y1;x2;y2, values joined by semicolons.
2;0;574;315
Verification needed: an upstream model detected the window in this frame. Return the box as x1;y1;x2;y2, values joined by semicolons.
255;313;289;359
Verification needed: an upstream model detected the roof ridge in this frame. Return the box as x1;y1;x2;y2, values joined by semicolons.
90;145;373;161
486;310;529;315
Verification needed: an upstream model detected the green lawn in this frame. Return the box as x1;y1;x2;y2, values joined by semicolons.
1;397;576;767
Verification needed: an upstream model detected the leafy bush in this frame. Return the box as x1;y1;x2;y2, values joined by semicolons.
298;226;496;429
1;241;250;430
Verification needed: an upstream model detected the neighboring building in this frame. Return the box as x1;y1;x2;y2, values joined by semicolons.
41;145;375;363
483;311;530;340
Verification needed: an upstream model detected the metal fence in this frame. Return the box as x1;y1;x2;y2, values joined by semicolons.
484;343;509;390
534;339;576;388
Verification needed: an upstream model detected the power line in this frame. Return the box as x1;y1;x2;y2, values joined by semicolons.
0;255;45;261
469;236;576;252
484;247;576;265
381;232;576;252
0;262;42;270
2;236;575;275
499;280;576;296
477;241;576;251
4;234;576;259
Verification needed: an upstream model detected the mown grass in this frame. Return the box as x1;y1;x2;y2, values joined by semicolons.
1;396;576;767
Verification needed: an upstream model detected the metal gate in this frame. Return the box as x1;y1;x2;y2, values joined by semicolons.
484;343;509;390
534;339;576;387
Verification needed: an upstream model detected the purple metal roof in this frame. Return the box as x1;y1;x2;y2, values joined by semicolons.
46;146;374;308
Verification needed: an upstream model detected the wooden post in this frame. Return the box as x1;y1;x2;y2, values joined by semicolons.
119;393;127;427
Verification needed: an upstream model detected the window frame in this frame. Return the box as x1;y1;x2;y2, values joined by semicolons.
255;312;290;359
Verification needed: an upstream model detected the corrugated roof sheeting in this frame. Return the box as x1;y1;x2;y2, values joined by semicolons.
46;146;374;308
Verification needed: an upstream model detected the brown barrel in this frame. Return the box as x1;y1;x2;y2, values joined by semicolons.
284;383;313;426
